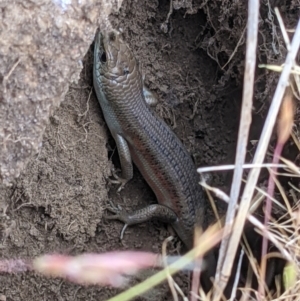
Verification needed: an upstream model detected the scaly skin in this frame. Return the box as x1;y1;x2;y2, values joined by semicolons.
93;29;208;250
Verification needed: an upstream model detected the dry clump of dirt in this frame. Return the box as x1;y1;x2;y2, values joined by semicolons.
0;0;120;185
0;56;114;300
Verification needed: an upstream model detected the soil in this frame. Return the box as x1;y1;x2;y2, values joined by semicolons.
0;0;299;300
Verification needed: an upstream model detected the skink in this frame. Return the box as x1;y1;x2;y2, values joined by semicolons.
93;29;208;250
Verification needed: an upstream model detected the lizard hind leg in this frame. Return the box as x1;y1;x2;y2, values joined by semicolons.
104;202;178;240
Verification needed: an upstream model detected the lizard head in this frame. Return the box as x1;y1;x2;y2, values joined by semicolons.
94;29;137;84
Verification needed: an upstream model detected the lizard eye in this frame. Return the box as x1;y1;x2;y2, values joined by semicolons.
100;52;107;63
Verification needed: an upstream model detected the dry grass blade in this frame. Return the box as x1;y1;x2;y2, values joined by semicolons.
230;249;244;301
260;88;295;297
206;180;292;262
198;163;287;173
106;225;225;301
161;236;187;301
217;16;300;301
212;1;260;299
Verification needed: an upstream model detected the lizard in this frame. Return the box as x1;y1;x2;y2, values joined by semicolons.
93;28;212;255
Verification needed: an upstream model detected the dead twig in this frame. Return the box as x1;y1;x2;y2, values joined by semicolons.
212;1;260;299
215;15;300;301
